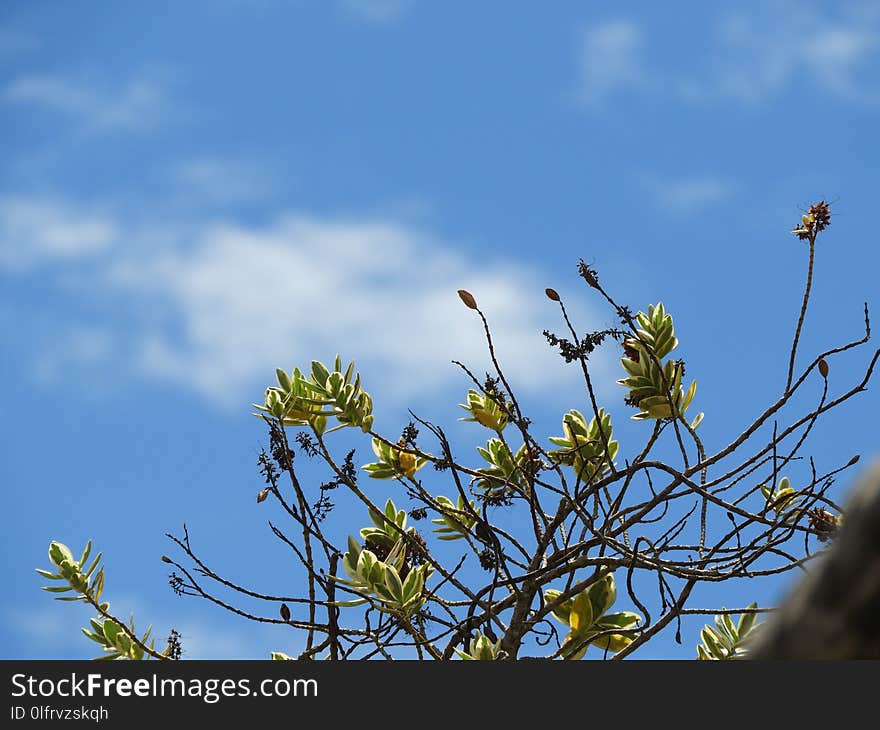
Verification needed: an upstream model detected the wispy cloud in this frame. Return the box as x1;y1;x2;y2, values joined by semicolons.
577;4;880;108
0;196;118;271
696;2;880;103
4;606;86;658
3;74;171;131
33;326;117;386
6;196;605;411
108;214;599;407
172;157;279;204
639;174;735;214
575;20;646;107
338;0;412;24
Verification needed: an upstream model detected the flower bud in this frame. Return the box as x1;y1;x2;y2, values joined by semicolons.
457;289;478;310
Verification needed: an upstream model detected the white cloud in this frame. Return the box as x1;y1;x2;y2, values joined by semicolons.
705;2;880;103
4;606;86;657
576;20;646;107
108;213;600;406
5;197;607;410
339;0;412;24
639;175;735;214
3;74;170;131
172;157;278;204
0;197;117;271
577;5;880;108
34;326;117;385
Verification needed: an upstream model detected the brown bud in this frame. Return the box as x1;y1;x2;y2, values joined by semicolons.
847;454;860;467
818;359;829;378
280;603;291;622
161;555;172;564
457;289;478;310
545;288;560;302
257;488;270;503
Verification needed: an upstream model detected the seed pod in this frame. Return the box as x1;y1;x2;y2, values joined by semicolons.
257;488;270;503
847;454;860;467
818;359;829;378
545;288;560;301
161;555;172;564
457;289;478;310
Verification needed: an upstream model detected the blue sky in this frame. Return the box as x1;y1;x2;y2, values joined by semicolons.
1;0;879;659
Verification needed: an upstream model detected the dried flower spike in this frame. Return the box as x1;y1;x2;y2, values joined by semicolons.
792;200;831;240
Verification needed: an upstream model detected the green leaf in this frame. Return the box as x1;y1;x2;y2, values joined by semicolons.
402;568;423;603
310;360;330;386
92;570;105;602
77;540;92;568
363;463;396;479
384;499;397;523
102;620;120;645
569;591;594;632
48;542;75;569
544;589;574;626
84;552;102;579
561;631;590;660
81;629;106;645
35;569;64;580
275;368;292;391
597;611;641;630
586;573;617;618
383;565;404;603
737;603;759;638
589;632;634;654
312;414;327;436
701;627;726;659
334;599;368;608
682;379;697;412
716;613;738;648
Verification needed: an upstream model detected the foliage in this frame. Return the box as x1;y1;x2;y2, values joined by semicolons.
37;540;170;660
545;573;642;659
431;495;478;541
363;438;430;480
454;631;503;660
695;605;762;660
335;535;433;618
474;439;533;497
617;303;703;428
459;388;511;432
254;355;374;435
37;200;878;660
548;409;618;484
